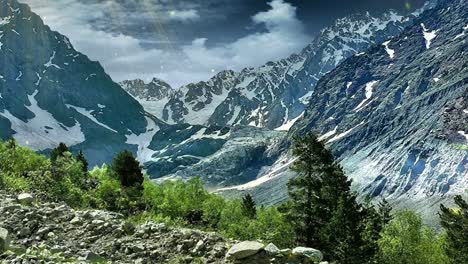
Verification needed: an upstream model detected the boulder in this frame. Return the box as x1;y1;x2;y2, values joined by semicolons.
192;240;204;254
17;193;34;205
292;247;323;262
226;241;265;260
83;251;104;262
264;243;280;255
0;227;10;252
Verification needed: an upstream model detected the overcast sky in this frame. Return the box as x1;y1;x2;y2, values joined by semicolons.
20;0;425;88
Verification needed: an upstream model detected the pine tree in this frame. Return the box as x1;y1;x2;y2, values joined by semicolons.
241;194;257;219
76;150;89;173
439;195;468;263
286;132;374;263
378;198;393;227
111;150;144;188
287;133;350;247
50;142;69;162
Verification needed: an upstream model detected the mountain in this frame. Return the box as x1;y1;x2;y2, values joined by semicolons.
146;125;285;187
122;7;431;130
0;0;152;166
0;0;282;185
219;0;468;224
120;78;173;121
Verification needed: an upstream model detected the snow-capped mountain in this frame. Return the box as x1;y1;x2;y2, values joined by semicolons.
219;0;467;224
122;6;431;130
120;78;173;121
0;0;153;166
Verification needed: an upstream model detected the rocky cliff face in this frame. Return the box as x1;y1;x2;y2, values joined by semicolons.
0;0;151;166
122;7;427;131
219;0;468;224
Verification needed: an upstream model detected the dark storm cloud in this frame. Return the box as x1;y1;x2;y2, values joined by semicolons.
19;0;426;87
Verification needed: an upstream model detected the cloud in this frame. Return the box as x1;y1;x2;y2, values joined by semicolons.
19;0;311;88
168;9;200;22
181;0;310;74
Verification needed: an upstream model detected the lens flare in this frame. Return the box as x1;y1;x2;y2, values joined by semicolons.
405;2;412;11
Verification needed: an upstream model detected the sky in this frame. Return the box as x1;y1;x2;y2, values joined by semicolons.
20;0;425;88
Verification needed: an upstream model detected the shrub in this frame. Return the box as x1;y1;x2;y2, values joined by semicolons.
378;210;449;264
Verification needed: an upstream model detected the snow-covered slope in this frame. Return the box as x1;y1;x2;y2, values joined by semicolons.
0;0;151;166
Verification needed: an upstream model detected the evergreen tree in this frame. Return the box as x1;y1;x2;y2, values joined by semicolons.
360;197;386;264
241;194;257;219
111;150;144;188
50;143;69;162
286;133;374;263
76;150;89;173
378;198;393;227
439;195;468;263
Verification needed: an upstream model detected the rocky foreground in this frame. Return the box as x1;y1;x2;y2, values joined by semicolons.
0;192;325;263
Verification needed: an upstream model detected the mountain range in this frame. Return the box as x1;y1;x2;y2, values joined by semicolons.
1;0;466;224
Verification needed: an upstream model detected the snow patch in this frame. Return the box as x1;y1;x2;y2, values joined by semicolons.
274;112;304;131
458;131;468;141
421;23;437;49
353;81;378;112
66;104;118;133
35;72;42;86
227;106;241;126
327;122;365;143
126;117;159;163
0;90;85;150
216;156;298;191
318;126;338;141
44;51;61;69
15;71;22;81
85;73;96;81
382;40;395;59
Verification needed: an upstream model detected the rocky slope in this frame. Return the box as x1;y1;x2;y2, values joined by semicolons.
0;191;230;263
220;0;468;225
146;125;285;187
122;6;433;130
0;192;325;264
0;0;152;167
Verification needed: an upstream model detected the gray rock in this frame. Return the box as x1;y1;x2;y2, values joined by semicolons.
0;227;10;252
17;193;34;205
264;243;280;255
192;240;204;254
292;247;323;262
226;241;265;260
84;251;104;262
70;216;82;225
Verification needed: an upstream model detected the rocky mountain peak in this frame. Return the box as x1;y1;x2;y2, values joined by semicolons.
0;0;149;166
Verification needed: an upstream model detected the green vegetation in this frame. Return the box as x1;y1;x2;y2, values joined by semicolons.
378;210;449;264
0;137;466;263
439;195;468;263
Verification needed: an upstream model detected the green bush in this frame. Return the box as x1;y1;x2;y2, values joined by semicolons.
378;210;449;264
